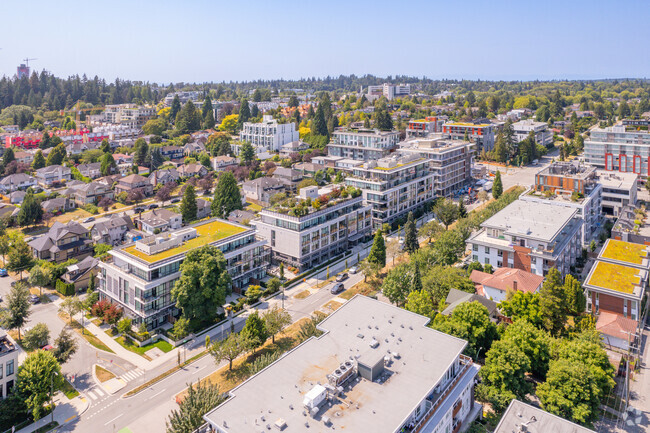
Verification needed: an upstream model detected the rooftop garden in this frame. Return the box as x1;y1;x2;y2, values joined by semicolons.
601;239;647;265
122;220;247;263
614;206;647;234
586;261;640;294
268;185;362;217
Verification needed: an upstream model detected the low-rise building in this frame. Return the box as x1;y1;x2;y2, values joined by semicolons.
442;120;499;151
442;288;498;320
34;165;72;187
177;163;208;178
254;186;372;271
241;177;286;206
114;174;154;197
512;119;553;147
328;128;401;161
470;267;545;303
41;197;75;214
238;116;299;154
345;153;435;229
406;116;445;137
77;162;102;179
74;182;114;206
466;200;583;276
584;125;650;175
99;104;156;128
183;141;206;156
137;208;182;234
211;156;237;172
161;146;184;160
98;219;269;329
279;140;308;157
596;170;638;217
13;151;34;165
0;330;18;399
495;400;595;433
0;173;36;193
9;191;25;204
366;83;411;100
91;215;134;245
611;205;650;244
28;221;93;263
61;255;99;291
149;168;180;186
203;295;480;433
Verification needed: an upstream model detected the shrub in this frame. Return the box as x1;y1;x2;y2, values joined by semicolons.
55;279;75;296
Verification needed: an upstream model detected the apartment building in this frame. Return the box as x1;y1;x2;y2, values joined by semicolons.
399;136;475;197
366;83;411;100
466;200;583;276
328;128;401;161
442;121;498;151
203;295;480;433
0;331;18;399
163;91;202;106
254;186;372;271
584;125;650;175
512;119;553;146
596;169;638;216
524;162;603;245
238;115;299;153
345;153;435;229
98;104;156;128
406;116;446;138
611;205;650;245
98;219;270;330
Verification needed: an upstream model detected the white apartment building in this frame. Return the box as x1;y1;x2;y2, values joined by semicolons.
98;219;269;330
253;186;372;271
467;200;583;276
595;170;638;217
399;136;475;197
96;104;156;128
345;153;435;229
328;128;401;161
203;295;481;433
512;119;553;147
238;115;299;153
367;83;411;100
0;330;18;399
584;125;650;175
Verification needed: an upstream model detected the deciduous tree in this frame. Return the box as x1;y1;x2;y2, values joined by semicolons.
240;311;268;352
17;350;63;420
262;306;292;344
23;323;50;351
166;380;226;433
53;328;78;364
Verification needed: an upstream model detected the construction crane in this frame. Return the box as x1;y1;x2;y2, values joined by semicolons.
23;57;37;67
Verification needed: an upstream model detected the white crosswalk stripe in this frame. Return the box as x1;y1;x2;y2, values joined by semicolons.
94;387;104;397
87;391;97;400
123;372;135;380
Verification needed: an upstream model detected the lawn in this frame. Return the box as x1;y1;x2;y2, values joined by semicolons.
246;203;263;212
69;319;115;353
293;289;311;299
95;365;116;383
51;208;93;224
339;281;378;300
115;336;173;359
60;378;79;399
322;299;343;312
122;220;247;263
601;239;647;265
587;261;640;294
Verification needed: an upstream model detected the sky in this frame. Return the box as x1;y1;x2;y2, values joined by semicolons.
2;0;649;84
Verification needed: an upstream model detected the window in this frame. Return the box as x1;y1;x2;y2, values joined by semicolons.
473;244;478;252
6;360;14;376
0;363;3;379
497;250;503;257
497;261;503;267
485;258;490;264
271;230;276;247
484;247;490;254
473;255;478;261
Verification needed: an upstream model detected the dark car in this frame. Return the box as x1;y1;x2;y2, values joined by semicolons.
28;294;40;304
335;273;348;282
171;198;180;204
83;217;95;223
133;207;144;213
330;283;345;295
148;204;159;210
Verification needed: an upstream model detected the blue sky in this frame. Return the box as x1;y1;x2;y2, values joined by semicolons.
2;0;648;83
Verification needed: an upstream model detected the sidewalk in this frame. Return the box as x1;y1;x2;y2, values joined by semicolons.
16;391;88;433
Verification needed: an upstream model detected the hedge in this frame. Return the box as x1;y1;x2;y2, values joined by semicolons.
56;279;75;296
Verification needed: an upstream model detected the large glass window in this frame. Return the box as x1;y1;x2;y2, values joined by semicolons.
6;360;14;376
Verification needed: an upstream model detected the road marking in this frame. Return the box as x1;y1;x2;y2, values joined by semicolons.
192;365;207;375
104;414;123;426
64;415;77;423
94;387;104;396
123;372;135;380
147;388;166;400
88;391;97;400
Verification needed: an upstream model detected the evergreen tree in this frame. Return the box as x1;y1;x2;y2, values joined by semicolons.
539;268;567;336
251;104;259;118
99;138;111;153
133;138;148;166
100;153;116;176
404;212;419;254
180;185;198;223
367;230;386;267
45;143;66;166
203;109;215;130
312;104;329;137
252;89;263;102
238;99;251;128
39;131;51;150
563;274;586;316
166;380;226;433
492;170;503;199
201;96;213;119
458;200;467;218
170;94;181;123
374;108;393;131
2;147;15;167
493;129;508;162
413;260;422;292
32;150;46;169
149;147;164;169
239;141;255;165
177;100;201;133
211;171;243;218
16;192;43;227
240;311;268;352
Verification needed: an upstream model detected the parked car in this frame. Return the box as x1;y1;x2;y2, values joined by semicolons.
349;266;359;274
330;283;345;295
133;207;144;213
148;204;159;210
171;198;180;204
0;268;8;277
336;273;348;282
83;217;95;223
28;294;40;304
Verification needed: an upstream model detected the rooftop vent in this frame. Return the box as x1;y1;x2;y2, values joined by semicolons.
369;338;379;348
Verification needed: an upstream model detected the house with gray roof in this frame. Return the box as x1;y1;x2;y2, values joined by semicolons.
41;197;75;214
0;173;36;193
61;255;100;291
494;400;595;433
91;214;134;245
73;182;114;206
77;162;102;179
149;168;180;186
442;288;498;321
137;208;182;234
35;165;72;187
28;221;93;263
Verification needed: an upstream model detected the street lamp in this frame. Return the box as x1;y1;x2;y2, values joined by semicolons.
50;371;59;424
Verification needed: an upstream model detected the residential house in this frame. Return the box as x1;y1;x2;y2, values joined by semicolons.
211;156;237;172
183;141;206;156
65;141;100;155
0;330;18;399
470;268;545;303
272;167;303;192
77;162;102;179
35;165;72;187
161;145;184;160
197;198;211;220
96;174;121;188
177;163;208;178
293;161;326;176
61;255;99;291
41;197;75;214
149;168;180;186
241;177;286;206
0;173;36;193
13;151;34;165
114;174;154;197
114;153;134;175
227;209;256;225
28;221;93;263
9;191;26;204
279;140;308;157
91;214;134;245
74;182;114;206
442;288;499;320
137;208;182;234
0;204;18;220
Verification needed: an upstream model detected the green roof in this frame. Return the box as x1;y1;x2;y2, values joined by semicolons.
600;239;647;265
586;261;640;294
122;220;247;264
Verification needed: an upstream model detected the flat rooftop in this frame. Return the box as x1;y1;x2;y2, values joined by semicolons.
120;219;248;264
203;295;467;433
599;239;649;268
495;400;595;433
596;170;638;191
585;261;645;297
481;200;577;242
536;161;596;180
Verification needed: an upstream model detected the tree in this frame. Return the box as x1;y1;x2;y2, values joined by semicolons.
239;141;255;165
477;340;532;412
419;262;476;306
45;143;66;166
493;170;503;199
149;147;164;169
238;99;251;128
2;147;15;166
156;182;175;205
563;274;586;316
23;323;50;351
499;291;544;328
58;296;82;325
297;178;318;192
218;114;239;134
539;268;567;335
374;107;393;131
39;131;51;149
16;191;43;227
166;380;226;433
143;118;167;136
0;235;9;266
211;171;243;218
0;282;31;339
177;100;201;133
432;301;498;358
434;199;459;229
419;220;443;243
170;95;182;123
430;229;465;266
17;350;63;421
53;328;78;364
7;238;35;279
180;185;198;223
32;150;46;169
458;200;467;218
99;138;111;153
100;153;116;176
262;306;292;344
117;317;132;335
589;240;596;252
367;230;386;268
171;245;232;324
312;104;329;137
133;138;148;166
240;311;268;352
209;332;246;371
171;316;190;340
404;290;435;318
404;212;419;254
382;263;413;306
503;319;552;378
28;265;51;296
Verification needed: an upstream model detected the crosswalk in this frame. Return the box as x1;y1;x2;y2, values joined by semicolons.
86;386;106;401
119;368;144;383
